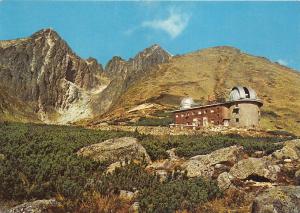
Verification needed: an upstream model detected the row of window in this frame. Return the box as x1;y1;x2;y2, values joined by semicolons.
176;108;218;118
185;120;220;125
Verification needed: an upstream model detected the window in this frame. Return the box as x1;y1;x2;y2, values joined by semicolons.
236;118;239;122
233;108;239;114
210;109;214;113
244;87;250;98
198;111;202;115
204;110;207;114
211;120;214;124
181;114;184;118
176;115;179;118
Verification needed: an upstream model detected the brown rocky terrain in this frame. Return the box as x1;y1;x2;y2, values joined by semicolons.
0;29;109;123
1;29;300;135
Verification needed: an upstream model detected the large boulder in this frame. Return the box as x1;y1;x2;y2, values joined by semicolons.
272;139;300;160
8;199;62;213
229;157;280;181
251;186;300;213
182;145;244;178
77;137;151;164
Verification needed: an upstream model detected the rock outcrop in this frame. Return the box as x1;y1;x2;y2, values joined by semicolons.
272;139;300;160
229;157;281;181
182;145;244;178
77;137;151;164
8;199;62;213
251;186;300;213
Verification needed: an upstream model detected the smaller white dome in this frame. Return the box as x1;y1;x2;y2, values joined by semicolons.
180;97;195;109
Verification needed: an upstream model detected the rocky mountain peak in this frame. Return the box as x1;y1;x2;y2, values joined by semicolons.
105;56;127;78
0;28;107;123
130;44;171;71
133;44;171;61
31;28;61;40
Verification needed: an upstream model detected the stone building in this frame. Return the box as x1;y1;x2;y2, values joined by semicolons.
171;86;263;129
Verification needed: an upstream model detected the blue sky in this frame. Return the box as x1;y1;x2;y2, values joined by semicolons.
0;1;300;71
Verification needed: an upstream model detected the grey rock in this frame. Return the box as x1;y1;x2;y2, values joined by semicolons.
251;186;300;213
182;145;244;178
8;199;61;213
77;137;151;164
272;139;300;160
217;172;234;191
229;157;280;181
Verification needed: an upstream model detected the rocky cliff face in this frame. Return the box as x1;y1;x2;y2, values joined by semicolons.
0;29;108;123
92;44;171;116
0;30;171;123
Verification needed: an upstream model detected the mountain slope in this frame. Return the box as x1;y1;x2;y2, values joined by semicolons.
90;44;171;116
1;29;300;135
0;29;109;123
91;46;300;135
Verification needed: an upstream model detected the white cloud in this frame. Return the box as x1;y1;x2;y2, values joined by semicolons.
142;8;190;39
277;59;288;66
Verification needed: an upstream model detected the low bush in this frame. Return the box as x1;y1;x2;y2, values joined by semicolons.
138;177;222;212
139;134;285;159
0;122;129;200
96;163;160;195
0;122;290;212
132;117;172;126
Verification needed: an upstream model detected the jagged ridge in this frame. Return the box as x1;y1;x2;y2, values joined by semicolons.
0;28;107;123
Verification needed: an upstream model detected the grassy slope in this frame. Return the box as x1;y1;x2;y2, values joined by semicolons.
0;87;40;123
100;46;300;135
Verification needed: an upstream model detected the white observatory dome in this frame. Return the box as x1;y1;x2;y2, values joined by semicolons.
180;97;195;109
229;86;257;101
